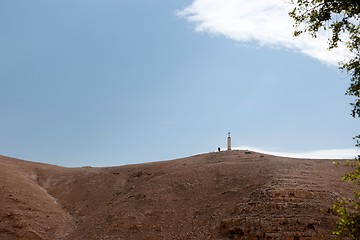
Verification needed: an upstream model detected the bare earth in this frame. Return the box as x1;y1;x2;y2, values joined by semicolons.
0;150;354;239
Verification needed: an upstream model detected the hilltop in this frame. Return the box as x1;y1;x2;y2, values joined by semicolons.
0;150;354;239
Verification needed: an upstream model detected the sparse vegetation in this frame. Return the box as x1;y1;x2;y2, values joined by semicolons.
289;0;360;238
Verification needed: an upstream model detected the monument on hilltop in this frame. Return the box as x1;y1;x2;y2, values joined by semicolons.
227;132;231;151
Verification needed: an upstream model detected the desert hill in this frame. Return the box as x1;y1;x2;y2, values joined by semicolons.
0;150;354;239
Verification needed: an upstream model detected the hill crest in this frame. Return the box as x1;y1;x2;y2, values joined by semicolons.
0;151;353;239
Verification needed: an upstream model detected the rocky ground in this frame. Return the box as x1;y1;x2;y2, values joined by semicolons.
0;150;355;239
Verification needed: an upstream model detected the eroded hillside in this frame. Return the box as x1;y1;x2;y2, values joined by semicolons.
0;151;354;239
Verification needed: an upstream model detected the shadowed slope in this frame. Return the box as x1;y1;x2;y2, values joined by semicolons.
0;151;353;239
0;156;75;239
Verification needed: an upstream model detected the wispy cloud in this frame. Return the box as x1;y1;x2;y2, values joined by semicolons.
235;146;359;159
177;0;350;66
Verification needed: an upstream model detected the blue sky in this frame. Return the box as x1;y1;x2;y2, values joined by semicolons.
1;0;359;167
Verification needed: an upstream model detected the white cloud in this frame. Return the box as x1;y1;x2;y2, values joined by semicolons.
235;146;359;159
178;0;351;66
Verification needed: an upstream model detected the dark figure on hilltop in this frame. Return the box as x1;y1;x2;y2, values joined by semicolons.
218;147;221;152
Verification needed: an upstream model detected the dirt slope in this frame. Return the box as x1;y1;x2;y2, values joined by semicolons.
0;151;354;239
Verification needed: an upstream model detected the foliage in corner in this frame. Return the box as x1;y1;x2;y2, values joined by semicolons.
289;0;360;238
331;158;360;238
289;0;360;118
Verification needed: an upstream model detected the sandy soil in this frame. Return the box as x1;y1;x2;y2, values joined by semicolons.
0;150;355;239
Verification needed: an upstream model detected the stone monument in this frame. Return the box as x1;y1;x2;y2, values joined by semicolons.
227;132;231;151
